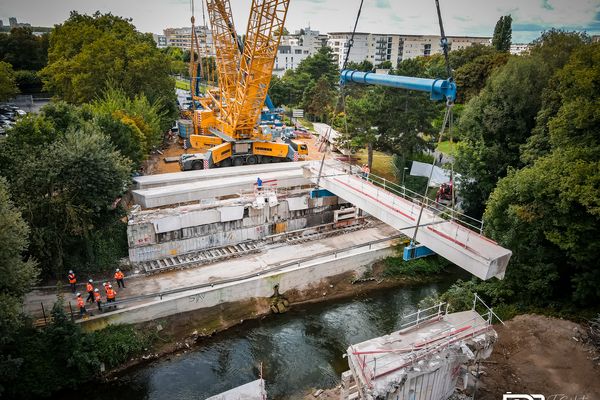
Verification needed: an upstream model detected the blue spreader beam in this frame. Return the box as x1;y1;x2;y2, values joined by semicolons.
340;69;457;102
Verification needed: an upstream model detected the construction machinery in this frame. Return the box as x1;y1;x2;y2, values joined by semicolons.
180;0;307;171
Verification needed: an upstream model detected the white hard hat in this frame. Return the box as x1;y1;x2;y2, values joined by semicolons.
76;293;81;296
94;288;99;292
88;279;93;283
109;285;112;288
69;270;73;274
116;268;120;272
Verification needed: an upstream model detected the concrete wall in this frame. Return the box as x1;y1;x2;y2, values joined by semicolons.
80;242;395;331
128;196;339;262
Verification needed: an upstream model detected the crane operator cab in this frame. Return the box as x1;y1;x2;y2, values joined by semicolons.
286;139;309;157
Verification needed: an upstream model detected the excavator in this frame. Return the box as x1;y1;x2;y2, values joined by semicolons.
180;0;308;171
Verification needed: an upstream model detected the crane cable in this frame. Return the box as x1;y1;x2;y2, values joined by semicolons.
410;0;455;249
315;0;364;190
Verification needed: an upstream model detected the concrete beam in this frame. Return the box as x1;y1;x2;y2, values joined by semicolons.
133;161;309;189
132;170;311;208
308;163;511;280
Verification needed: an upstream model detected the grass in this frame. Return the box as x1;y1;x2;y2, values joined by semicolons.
297;118;314;131
175;79;189;91
436;140;458;156
354;150;396;181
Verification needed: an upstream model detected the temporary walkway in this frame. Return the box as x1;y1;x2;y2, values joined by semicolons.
305;161;511;280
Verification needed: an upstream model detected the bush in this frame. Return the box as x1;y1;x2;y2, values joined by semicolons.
0;301;156;398
383;255;449;278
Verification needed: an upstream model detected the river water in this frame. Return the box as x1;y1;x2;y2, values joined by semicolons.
65;276;460;400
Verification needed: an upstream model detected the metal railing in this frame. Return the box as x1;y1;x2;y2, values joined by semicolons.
350;294;502;388
33;234;404;324
307;160;485;234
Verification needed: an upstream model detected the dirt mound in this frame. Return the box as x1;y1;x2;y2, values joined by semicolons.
477;314;600;399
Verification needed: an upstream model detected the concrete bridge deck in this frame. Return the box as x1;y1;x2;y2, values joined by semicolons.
24;224;398;321
305;161;511;280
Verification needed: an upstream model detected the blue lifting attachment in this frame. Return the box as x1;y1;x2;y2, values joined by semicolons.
403;242;436;261
340;69;457;102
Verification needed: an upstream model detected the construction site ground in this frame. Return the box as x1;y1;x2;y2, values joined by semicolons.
305;314;600;400
145;128;328;175
24;224;398;320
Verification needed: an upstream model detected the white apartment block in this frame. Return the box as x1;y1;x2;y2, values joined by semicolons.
273;28;328;76
510;43;531;55
328;32;491;69
162;26;215;56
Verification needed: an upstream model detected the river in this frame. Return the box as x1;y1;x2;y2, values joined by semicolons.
62;276;461;400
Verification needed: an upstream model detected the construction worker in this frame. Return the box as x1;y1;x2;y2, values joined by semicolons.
106;285;117;309
114;268;126;288
256;177;263;192
86;279;94;303
67;270;77;293
361;164;370;180
76;293;87;316
103;281;110;293
93;288;102;312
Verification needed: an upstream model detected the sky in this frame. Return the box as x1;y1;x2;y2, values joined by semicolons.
0;0;599;43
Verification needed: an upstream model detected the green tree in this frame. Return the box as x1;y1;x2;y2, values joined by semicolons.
492;15;512;52
0;177;39;397
0;61;18;101
295;46;339;87
455;56;549;217
521;30;590;164
484;42;600;306
86;86;166;166
302;76;335;122
453;52;509;103
0;27;49;71
0;113;131;276
346;60;373;72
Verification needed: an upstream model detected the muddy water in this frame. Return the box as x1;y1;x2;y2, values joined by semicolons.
66;277;460;400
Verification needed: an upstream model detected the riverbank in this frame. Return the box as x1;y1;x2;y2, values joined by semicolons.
303;314;600;400
52;274;459;400
103;260;459;379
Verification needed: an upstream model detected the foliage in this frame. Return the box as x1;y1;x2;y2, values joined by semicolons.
455;56;550;217
492;15;512;52
345;60;373;72
0;27;49;71
0;177;39;398
40;11;177;121
0;109;131;277
0;61;18;101
0;177;39;342
267;46;338;114
302;76;335;122
383;255;449;278
13;70;43;94
85;86;167;166
0;301;156;398
484;42;600;306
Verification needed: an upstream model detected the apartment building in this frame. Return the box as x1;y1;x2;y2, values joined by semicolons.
273;28;327;76
162;26;215;56
328;32;491;69
510;43;531;55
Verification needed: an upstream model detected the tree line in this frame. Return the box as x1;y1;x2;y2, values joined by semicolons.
0;12;178;398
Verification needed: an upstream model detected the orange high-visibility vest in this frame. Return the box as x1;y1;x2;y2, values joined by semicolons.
94;292;102;302
114;271;124;280
106;288;116;300
77;297;84;308
86;283;93;293
68;273;76;284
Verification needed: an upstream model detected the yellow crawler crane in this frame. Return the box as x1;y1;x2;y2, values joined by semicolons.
180;0;308;171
